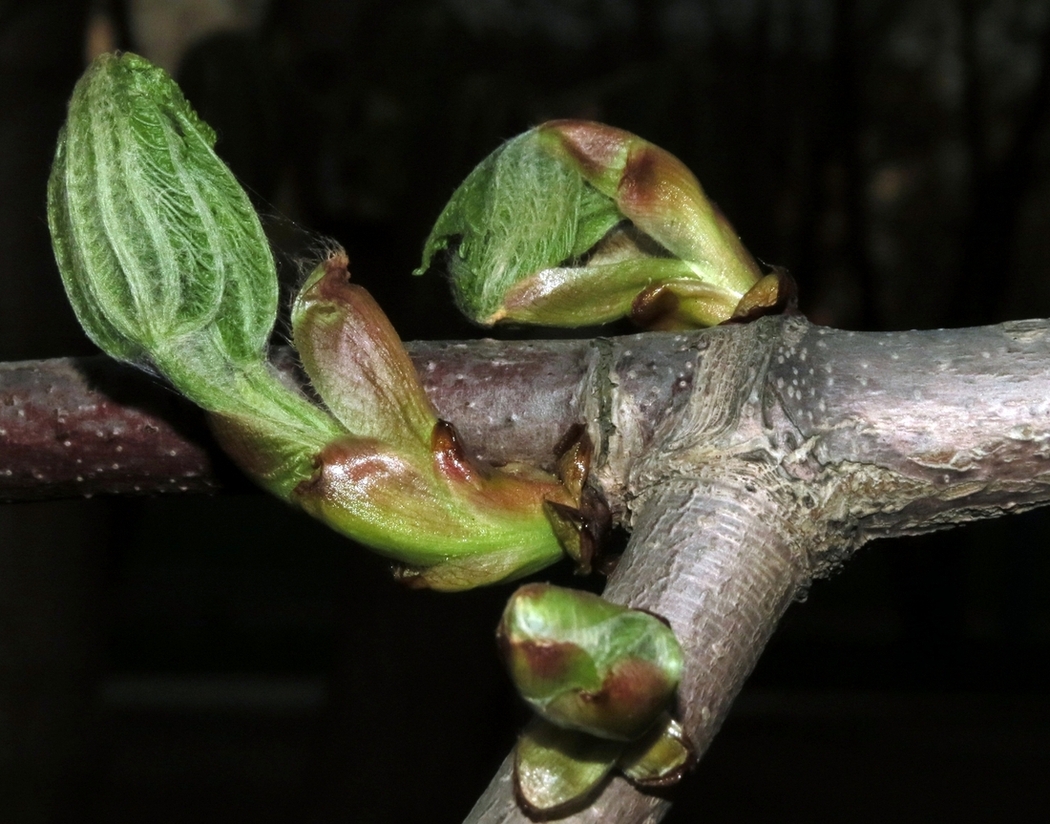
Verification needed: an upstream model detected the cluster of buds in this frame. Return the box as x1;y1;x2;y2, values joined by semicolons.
48;54;770;818
48;53;604;591
498;584;695;815
416;119;794;330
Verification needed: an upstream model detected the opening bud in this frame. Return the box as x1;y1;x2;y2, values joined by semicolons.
50;53;610;591
416;119;779;329
235;251;606;590
48;51;343;493
497;583;684;741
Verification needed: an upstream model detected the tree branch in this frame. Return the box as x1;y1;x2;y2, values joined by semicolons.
775;319;1050;543
462;316;1050;823
0;341;590;502
466;479;805;823
5;316;1050;823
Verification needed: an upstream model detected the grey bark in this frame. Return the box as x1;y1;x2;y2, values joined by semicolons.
467;315;1050;822
5;315;1050;823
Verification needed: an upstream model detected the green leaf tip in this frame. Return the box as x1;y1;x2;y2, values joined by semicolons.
415;125;619;323
417;119;792;330
48;51;341;494
48;51;276;371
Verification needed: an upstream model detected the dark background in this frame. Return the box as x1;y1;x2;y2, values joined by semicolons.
3;0;1050;821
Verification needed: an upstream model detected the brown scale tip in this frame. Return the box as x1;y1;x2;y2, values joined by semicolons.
728;267;798;323
310;250;354;302
431;418;481;484
544;500;596;574
630;284;680;330
579;487;611;555
554;425;592;501
552;422;587;459
545;423;612;575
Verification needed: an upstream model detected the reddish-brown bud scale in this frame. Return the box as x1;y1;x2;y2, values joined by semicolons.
498;583;684;741
431;419;483;484
540;119;629;181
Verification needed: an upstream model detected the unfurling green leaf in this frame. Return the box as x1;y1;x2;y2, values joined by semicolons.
47;51;342;496
417;119;791;329
498;583;684;741
416;122;620;324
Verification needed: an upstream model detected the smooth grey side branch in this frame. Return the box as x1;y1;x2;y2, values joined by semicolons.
464;316;1050;823
4;315;1050;824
